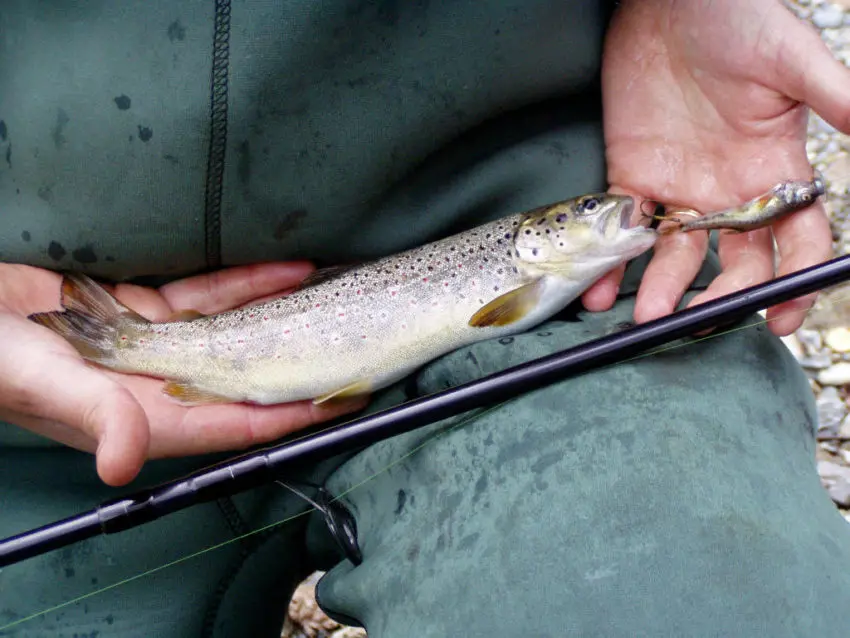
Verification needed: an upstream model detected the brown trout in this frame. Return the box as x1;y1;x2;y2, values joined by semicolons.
649;174;826;235
30;193;656;406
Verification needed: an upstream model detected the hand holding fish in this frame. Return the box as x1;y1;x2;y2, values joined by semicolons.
0;263;365;486
584;0;850;336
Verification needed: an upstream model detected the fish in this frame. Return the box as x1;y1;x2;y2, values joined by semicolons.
29;193;657;407
647;173;826;235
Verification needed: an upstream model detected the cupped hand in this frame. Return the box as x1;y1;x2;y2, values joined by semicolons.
583;0;850;336
0;263;366;487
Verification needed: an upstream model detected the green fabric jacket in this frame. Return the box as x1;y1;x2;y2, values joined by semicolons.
0;0;614;283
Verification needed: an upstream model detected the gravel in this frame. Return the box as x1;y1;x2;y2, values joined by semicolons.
283;3;850;635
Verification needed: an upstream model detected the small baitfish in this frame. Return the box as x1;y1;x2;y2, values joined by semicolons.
30;193;656;407
649;173;826;235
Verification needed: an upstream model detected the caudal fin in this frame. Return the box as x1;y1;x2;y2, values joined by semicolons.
28;273;149;365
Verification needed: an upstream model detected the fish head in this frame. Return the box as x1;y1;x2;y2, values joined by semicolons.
778;173;827;208
512;193;657;279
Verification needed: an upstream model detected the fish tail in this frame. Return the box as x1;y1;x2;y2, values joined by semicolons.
29;273;149;365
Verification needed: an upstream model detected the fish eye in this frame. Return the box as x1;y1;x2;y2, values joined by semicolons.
579;197;601;214
801;193;812;202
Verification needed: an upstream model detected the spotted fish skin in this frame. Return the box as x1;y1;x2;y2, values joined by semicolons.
30;193;657;406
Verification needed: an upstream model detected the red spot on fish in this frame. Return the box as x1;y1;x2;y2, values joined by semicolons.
422;277;429;282
263;316;269;321
249;313;255;318
338;313;345;318
444;282;449;287
198;343;204;347
305;323;310;328
479;265;484;270
120;335;127;341
361;335;367;339
283;330;290;335
391;291;397;296
315;303;321;308
458;264;463;268
357;289;362;295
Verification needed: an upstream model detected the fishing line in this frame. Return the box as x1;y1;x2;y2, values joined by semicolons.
3;272;850;631
0;404;508;633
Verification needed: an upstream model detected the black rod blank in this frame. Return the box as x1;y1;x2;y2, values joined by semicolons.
3;253;850;568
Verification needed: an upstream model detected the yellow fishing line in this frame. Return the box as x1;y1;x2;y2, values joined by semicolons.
0;288;841;631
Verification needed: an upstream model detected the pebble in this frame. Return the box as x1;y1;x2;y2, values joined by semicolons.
818;362;850;385
828;479;850;507
825;326;850;352
813;5;846;29
817;386;848;434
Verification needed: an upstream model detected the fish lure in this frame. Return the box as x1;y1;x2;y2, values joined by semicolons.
645;173;826;235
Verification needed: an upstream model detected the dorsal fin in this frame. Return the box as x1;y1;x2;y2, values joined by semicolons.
296;264;363;290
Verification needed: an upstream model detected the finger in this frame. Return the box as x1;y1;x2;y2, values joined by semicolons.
0;265;63;314
633;229;708;324
767;202;833;335
684;227;775;312
117;374;367;457
159;262;315;314
582;264;626;312
0;325;150;485
111;262;317;321
775;12;850;134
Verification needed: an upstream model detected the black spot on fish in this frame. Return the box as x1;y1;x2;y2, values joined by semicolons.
105;255;115;262
48;241;66;261
163;154;179;164
113;95;131;110
536;331;552;337
499;337;514;345
64;567;75;578
52;108;69;149
531;248;538;256
524;229;531;235
72;245;98;264
0;120;6;141
273;209;307;240
4;144;10;168
21;231;30;242
137;126;153;142
167;20;186;42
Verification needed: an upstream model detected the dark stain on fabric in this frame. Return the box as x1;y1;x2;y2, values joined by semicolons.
457;532;480;551
465;350;479;367
48;241;67;261
531;450;562;475
64;567;75;578
113;94;131;110
37;185;54;203
73;245;98;264
273;208;308;240
52;108;70;149
163;154;179;164
0;120;6;141
394;489;407;515
105;614;114;625
137;126;153;142
105;255;115;262
167;19;186;42
473;474;488;501
4;144;10;168
237;140;251;186
21;231;31;242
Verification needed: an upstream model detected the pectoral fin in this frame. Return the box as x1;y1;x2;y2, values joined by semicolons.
163;381;234;406
313;379;372;406
468;280;543;328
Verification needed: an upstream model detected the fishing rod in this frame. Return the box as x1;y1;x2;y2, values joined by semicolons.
3;252;850;568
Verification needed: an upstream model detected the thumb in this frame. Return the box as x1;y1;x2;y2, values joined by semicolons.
775;11;850;134
1;338;150;486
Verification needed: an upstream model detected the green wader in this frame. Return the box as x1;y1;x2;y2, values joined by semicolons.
1;1;848;636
